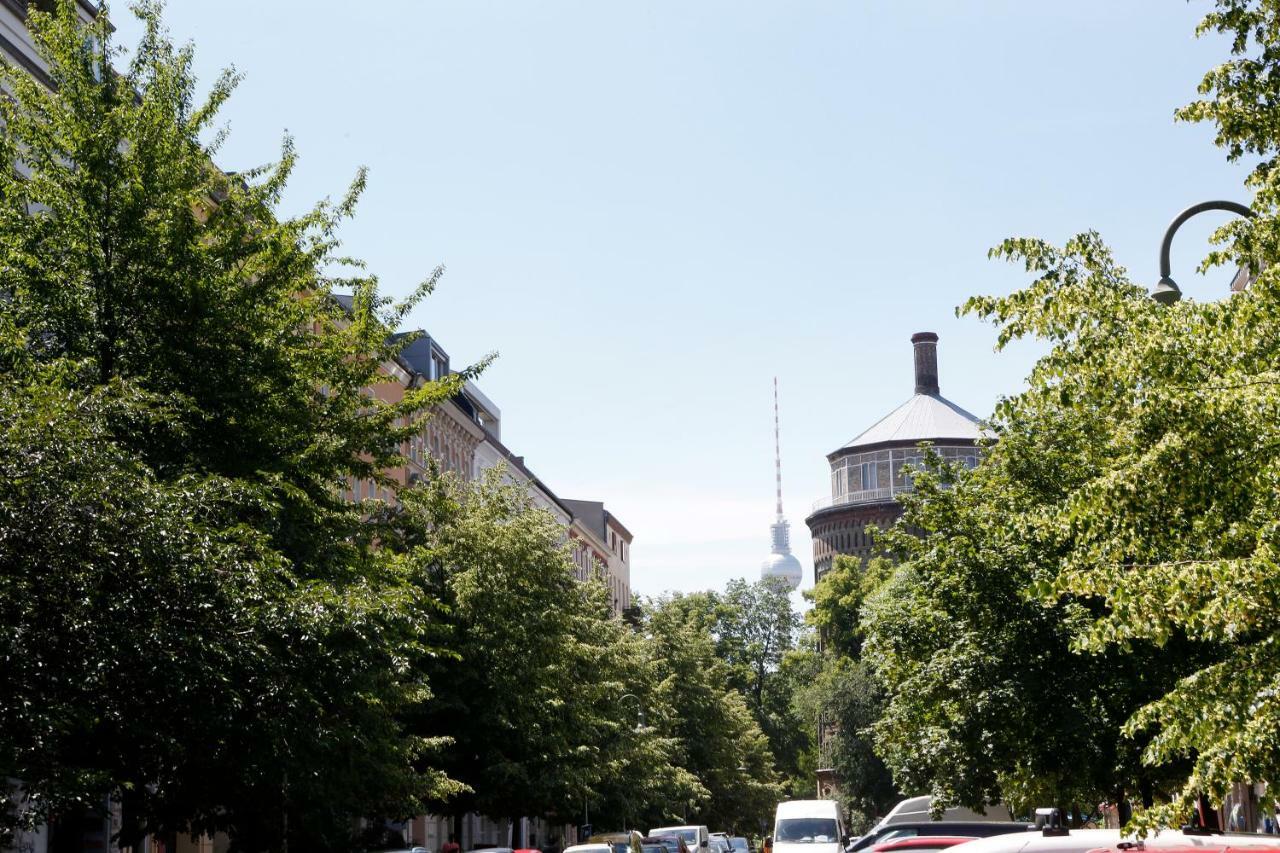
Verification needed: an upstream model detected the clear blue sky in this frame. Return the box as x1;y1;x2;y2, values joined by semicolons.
117;1;1248;599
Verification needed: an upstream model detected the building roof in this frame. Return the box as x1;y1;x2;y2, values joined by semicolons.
479;425;575;521
562;499;606;539
835;332;990;455
841;392;985;450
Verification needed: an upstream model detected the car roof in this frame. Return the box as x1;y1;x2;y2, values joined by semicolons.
1087;840;1280;853
880;824;1030;833
874;838;979;851
946;830;1280;853
565;846;614;853
777;801;841;819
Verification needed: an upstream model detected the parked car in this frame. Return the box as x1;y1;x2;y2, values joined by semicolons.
650;826;711;852
565;845;613;853
876;798;1014;829
728;838;752;853
869;837;977;853
850;824;1030;852
644;835;693;853
710;835;734;853
588;832;645;853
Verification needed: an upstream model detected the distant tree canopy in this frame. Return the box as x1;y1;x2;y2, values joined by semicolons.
641;592;786;831
652;576;813;799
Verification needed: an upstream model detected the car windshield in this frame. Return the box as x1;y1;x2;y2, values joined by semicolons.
776;819;839;843
877;832;916;844
611;844;632;853
731;842;749;852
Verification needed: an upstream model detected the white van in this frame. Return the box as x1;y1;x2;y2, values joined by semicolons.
770;800;847;853
649;825;709;853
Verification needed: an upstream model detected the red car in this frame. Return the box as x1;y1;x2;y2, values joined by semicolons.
871;837;978;853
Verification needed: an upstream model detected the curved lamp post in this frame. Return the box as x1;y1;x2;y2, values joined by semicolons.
1151;200;1254;304
618;693;646;732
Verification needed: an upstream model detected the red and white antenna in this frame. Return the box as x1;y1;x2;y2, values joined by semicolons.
774;377;783;520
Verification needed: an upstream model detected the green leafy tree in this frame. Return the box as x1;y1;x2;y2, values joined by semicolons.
657;578;809;799
0;2;460;849
390;468;700;835
860;0;1280;830
808;555;894;659
862;434;1203;819
801;556;900;829
792;657;897;834
642;595;785;833
773;640;822;801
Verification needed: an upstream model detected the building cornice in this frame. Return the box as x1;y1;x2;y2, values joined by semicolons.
604;512;633;543
827;436;980;462
0;8;54;89
438;397;484;441
478;426;576;522
570;519;611;561
804;499;902;528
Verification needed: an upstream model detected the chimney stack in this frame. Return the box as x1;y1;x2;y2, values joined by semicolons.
912;332;939;395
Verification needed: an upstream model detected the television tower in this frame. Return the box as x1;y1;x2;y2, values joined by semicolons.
761;377;802;590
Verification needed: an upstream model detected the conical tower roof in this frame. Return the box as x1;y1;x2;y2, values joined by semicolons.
837;332;989;455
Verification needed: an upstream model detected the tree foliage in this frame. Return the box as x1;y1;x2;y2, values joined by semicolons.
653;578;810;796
0;3;459;849
800;556;899;829
861;0;1280;827
389;469;701;832
641;596;785;832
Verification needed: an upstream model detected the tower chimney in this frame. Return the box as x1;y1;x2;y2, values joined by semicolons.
912;332;940;395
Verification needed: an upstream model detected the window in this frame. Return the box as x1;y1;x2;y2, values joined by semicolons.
775;819;838;844
861;461;877;490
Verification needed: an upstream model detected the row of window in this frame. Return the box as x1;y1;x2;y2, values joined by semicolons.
344;477;393;504
404;418;474;479
607;528;628;563
831;445;980;504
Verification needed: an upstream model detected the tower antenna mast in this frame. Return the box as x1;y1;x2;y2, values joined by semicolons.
774;377;783;521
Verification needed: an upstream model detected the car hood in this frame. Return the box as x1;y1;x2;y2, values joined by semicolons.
773;842;842;853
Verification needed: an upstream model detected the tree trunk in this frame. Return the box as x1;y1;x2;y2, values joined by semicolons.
1140;778;1154;810
1116;789;1132;827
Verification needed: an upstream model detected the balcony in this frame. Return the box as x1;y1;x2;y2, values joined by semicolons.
811;486;900;513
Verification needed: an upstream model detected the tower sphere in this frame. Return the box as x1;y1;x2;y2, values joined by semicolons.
762;545;803;590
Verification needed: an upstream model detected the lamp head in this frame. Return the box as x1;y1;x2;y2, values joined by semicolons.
1151;275;1182;305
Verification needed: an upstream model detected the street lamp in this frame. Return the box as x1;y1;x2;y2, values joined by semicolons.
618;693;646;733
1151;200;1254;304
